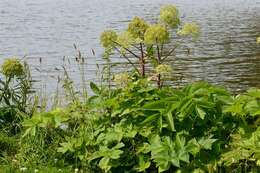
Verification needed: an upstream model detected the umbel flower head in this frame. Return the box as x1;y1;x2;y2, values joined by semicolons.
114;72;130;86
155;64;172;75
127;16;149;40
100;30;118;49
159;5;180;28
1;58;24;77
117;31;134;49
178;23;200;38
144;24;169;45
257;37;260;44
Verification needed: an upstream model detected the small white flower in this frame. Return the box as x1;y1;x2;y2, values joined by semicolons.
257;160;260;166
74;168;79;173
20;167;27;172
114;72;130;87
59;124;68;130
155;64;172;75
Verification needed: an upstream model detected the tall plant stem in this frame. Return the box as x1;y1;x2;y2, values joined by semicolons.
140;43;145;77
156;44;162;88
132;44;149;57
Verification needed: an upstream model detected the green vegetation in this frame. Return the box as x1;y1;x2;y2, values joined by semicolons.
0;4;260;173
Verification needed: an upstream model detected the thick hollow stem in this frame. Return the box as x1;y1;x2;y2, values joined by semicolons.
156;44;162;88
157;74;162;88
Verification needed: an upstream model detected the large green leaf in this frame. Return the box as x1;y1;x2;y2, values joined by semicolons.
165;110;175;132
136;155;151;172
90;82;101;95
143;100;167;111
99;157;111;172
198;136;217;150
196;106;206;119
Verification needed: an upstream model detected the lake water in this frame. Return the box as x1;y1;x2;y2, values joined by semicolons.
0;0;260;93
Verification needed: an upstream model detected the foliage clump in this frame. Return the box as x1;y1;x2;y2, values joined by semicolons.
5;79;258;173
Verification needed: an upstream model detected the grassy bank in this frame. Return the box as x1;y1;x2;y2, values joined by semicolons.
1;73;260;172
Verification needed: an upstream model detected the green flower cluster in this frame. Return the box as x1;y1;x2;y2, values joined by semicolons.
178;23;200;38
117;31;134;49
127;17;149;40
159;5;180;28
117;31;135;54
144;24;169;45
100;30;118;49
114;72;130;86
155;64;172;75
1;58;24;77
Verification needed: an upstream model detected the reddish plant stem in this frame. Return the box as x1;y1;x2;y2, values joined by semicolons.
156;44;162;88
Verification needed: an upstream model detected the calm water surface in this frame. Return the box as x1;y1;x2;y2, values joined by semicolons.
0;0;260;92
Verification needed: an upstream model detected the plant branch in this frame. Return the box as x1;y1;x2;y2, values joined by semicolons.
131;44;149;57
140;43;145;77
114;47;140;74
156;43;162;88
112;40;141;60
161;45;179;61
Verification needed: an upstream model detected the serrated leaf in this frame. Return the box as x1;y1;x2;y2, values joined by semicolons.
99;157;111;172
158;161;170;172
143;100;167;111
186;138;200;156
170;158;180;167
136;155;151;172
196;106;206;119
198;137;217;150
178;150;189;163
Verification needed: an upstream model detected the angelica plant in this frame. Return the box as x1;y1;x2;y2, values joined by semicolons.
100;4;200;88
0;58;33;112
